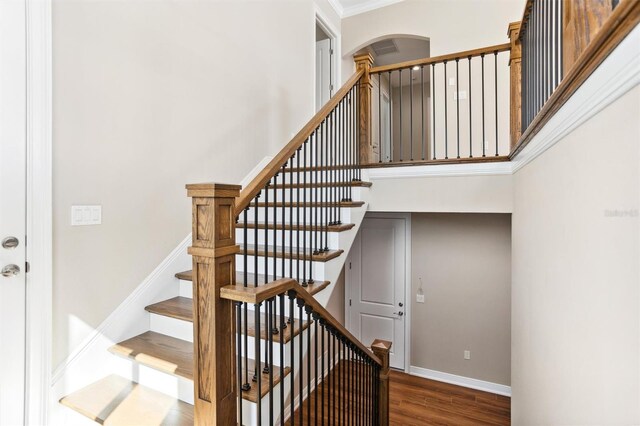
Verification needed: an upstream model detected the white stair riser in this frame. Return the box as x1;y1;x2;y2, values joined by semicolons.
237;230;340;250
241;379;289;426
236;255;326;281
242;207;352;224
111;356;194;404
150;314;193;342
259;186;365;203
179;279;192;298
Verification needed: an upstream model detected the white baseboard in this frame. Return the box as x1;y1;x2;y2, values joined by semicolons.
409;366;511;397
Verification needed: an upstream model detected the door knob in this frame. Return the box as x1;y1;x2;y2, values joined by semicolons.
2;237;19;249
1;264;20;277
393;311;404;317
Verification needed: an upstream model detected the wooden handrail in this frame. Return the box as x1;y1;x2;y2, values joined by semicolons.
235;69;364;213
220;278;383;367
369;42;511;74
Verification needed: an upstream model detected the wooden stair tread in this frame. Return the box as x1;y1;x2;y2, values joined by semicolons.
237;222;355;232
241;244;343;262
270;181;372;189
174;271;330;296
59;374;194;426
108;332;291;403
109;331;193;380
241;359;291;403
145;298;312;344
256;201;364;208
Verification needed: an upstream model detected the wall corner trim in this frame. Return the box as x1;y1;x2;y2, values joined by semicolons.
409;366;511;397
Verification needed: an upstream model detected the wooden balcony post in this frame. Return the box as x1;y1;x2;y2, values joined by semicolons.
186;183;242;426
508;21;522;149
354;53;375;165
371;339;392;425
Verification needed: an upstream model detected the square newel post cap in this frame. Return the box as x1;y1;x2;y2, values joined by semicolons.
354;52;374;69
186;183;242;198
371;339;392;353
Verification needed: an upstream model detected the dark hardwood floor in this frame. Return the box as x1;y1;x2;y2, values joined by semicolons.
287;361;510;425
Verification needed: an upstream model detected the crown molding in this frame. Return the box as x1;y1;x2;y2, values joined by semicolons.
328;0;404;19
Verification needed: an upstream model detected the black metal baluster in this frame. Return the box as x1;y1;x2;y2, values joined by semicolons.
254;195;259;289
313;312;320;426
481;54;486;157
302;141;308;286
242;209;250;393
282;164;286;280
559;0;563;82
327;327;332;424
399;69;403;161
421;65;425;160
378;73;382;163
273;174;277;282
432;64;436;159
306;306;312;426
289;291;295;424
410;66;414;161
494;51;499;156
388;71;392;162
280;293;285;426
289;155;294;279
455;58;460;158
444;61;448;159
296;147;301;283
323;119;328;252
268;298;274;425
338;336;342;425
332;332;336;425
321;320;326;423
314;129;320;258
298;298;304;425
236;302;243;425
468;56;473;158
255;302;262;425
265;182;269;284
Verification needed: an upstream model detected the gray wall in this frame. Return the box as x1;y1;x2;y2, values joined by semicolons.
411;213;511;385
511;86;639;424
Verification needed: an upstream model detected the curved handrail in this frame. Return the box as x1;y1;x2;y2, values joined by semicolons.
220;277;382;367
235;69;365;213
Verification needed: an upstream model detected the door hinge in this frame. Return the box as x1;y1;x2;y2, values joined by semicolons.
330;48;334;55
25;261;30;273
349;261;351;269
349;299;352;306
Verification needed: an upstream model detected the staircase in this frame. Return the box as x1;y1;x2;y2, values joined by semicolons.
59;66;391;425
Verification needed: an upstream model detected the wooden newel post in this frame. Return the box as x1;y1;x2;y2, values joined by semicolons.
186;183;242;426
371;339;392;425
354;53;375;165
508;21;522;149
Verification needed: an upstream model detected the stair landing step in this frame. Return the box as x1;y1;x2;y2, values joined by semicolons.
59;374;194;426
174;271;330;296
241;244;343;262
237;222;355;232
270;181;372;189
145;298;311;344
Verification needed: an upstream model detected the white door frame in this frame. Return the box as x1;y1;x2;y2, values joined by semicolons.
24;0;53;424
345;212;412;373
313;7;340;108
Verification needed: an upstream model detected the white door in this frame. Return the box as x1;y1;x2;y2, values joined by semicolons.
0;1;27;424
348;217;406;369
315;38;332;112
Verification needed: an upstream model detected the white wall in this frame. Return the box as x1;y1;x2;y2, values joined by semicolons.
52;0;339;368
511;86;640;424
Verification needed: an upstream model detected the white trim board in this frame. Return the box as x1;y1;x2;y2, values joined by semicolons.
24;0;53;424
409;366;511;397
367;161;513;179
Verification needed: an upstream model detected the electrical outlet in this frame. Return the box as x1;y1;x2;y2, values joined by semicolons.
416;293;425;303
464;350;471;360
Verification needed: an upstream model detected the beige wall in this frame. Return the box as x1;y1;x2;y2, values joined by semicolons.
52;0;337;368
411;213;511;385
340;0;524;81
511;86;640;423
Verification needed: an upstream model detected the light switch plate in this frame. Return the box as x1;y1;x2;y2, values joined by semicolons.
416;294;425;303
71;205;102;226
